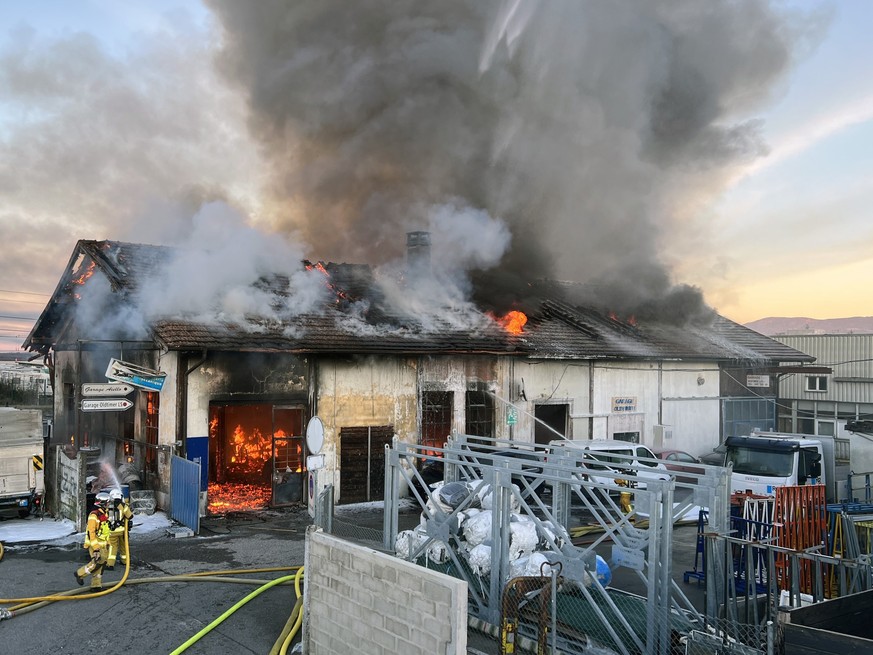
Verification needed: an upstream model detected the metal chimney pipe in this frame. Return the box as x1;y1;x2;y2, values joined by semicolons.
406;231;431;277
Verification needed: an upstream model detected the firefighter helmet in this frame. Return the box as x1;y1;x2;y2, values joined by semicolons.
109;488;123;502
95;492;111;507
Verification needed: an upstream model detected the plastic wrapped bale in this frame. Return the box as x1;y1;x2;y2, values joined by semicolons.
537;520;565;550
462;509;493;549
477;482;521;512
508;552;557;580
394;526;428;560
509;515;539;560
438;481;473;509
427;538;450;564
467;543;492;576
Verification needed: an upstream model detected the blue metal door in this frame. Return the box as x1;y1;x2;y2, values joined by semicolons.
170;455;200;533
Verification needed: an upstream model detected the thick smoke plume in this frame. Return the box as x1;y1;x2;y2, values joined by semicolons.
206;0;825;324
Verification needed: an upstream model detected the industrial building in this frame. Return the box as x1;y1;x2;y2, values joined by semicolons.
773;332;873;473
23;235;813;528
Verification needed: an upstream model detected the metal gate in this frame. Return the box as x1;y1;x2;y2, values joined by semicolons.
171;454;200;534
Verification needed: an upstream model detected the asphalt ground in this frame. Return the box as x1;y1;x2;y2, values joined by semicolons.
0;498;707;655
0;508;311;655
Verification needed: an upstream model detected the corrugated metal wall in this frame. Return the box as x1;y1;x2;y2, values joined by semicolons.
775;334;873;404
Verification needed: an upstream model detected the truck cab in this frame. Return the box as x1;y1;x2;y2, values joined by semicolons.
725;431;848;503
726;436;821;493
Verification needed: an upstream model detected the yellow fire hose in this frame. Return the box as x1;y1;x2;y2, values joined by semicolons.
0;519;306;653
0;520;133;604
169;566;305;655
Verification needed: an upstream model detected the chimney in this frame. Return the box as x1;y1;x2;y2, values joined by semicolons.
406;231;431;279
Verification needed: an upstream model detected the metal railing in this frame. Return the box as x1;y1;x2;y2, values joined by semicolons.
383;434;733;655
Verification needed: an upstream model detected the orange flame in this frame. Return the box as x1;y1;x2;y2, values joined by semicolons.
71;261;96;286
490;310;527;335
305;260;351;303
229;424;271;469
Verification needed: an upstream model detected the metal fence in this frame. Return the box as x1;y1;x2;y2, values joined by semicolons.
313;483;387;550
383;434;734;655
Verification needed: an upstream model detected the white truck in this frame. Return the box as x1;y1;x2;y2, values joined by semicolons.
0;408;45;518
724;429;850;504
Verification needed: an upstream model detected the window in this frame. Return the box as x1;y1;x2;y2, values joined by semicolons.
722;398;776;438
817;421;835;437
805;376;828;392
635;446;659;467
613;431;640;444
465;390;494;441
421;391;452;455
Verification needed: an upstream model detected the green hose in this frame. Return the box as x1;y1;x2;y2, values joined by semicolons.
169;573;299;655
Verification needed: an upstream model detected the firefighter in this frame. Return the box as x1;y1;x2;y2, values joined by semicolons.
75;491;112;589
106;488;133;568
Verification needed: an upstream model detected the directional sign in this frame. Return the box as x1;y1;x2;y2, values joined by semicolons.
81;398;134;412
82;382;135;397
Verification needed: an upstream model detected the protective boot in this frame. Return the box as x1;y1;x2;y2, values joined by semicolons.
90;574;103;591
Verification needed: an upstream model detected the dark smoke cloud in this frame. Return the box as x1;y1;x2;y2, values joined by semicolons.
206;0;826;324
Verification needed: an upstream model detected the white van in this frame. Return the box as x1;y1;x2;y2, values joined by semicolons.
547;439;669;490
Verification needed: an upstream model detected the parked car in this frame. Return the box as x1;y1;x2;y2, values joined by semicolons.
547;439;669;491
698;447;726;467
651;447;703;482
409;446;549;499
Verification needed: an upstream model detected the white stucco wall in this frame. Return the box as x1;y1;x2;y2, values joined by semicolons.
495;359;720;454
315;356;418;500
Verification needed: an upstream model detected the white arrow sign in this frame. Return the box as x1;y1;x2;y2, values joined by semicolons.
81;398;134;412
82;383;135;397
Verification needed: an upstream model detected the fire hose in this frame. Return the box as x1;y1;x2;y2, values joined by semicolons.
169;566;305;655
0;521;306;652
0;517;133;605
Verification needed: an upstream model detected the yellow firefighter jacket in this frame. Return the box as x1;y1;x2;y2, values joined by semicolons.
83;508;111;550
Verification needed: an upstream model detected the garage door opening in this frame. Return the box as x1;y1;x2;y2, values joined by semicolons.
208;403;306;514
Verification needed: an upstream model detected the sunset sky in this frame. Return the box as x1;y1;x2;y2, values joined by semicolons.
0;1;870;352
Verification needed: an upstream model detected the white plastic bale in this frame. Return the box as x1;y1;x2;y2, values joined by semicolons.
394;526;428;560
462;509;493;548
477;482;521;512
467;543;492;576
509;516;538;560
394;529;415;559
537;520;564;549
427;539;450;564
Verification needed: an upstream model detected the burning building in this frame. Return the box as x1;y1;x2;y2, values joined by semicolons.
24;235;813;530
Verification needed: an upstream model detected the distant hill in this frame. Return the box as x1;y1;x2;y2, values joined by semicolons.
745;316;873;336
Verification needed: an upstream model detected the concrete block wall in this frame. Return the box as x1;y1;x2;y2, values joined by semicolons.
303;527;467;654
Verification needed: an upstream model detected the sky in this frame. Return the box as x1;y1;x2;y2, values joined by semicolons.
0;0;871;352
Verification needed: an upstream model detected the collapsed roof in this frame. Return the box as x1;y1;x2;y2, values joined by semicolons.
25;239;812;364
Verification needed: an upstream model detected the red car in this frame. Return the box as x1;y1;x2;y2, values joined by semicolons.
651;448;703;481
